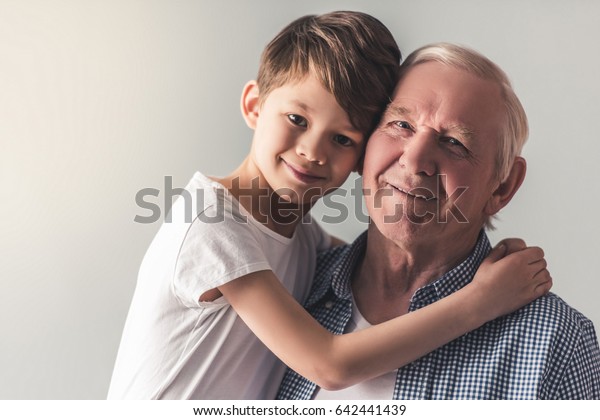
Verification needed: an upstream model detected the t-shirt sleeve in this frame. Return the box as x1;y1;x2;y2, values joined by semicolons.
172;204;272;308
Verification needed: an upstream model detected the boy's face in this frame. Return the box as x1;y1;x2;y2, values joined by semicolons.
243;75;365;205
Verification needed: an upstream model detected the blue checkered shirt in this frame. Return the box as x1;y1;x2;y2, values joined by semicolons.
277;231;600;399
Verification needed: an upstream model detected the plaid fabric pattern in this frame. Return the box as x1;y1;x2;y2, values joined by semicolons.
277;231;600;400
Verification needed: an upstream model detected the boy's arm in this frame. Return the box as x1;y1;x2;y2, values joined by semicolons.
219;242;552;390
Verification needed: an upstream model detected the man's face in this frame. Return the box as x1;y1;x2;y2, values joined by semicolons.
362;61;507;247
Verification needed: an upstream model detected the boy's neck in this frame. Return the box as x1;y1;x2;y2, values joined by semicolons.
215;157;313;238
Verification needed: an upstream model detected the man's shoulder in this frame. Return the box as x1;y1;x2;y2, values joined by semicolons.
505;292;595;336
312;244;352;287
524;293;591;322
501;293;600;399
300;244;355;307
314;241;361;285
465;292;598;376
316;244;352;270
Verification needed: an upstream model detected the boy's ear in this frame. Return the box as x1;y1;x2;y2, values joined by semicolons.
484;157;527;216
240;80;260;129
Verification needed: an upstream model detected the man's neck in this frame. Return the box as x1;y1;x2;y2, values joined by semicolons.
351;224;480;324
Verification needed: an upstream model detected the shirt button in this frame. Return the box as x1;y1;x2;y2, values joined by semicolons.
324;301;333;309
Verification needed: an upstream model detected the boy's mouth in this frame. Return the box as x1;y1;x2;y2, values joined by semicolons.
282;160;326;184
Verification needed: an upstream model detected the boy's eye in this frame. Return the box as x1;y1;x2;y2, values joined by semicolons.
333;134;353;147
287;114;307;127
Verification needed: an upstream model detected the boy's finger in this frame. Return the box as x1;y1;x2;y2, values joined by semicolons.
505;246;544;265
533;271;553;295
527;258;548;275
497;238;527;255
485;242;507;263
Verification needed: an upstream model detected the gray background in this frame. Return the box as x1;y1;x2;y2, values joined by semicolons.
1;0;598;399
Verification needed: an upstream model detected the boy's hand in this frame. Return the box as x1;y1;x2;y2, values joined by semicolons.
470;238;552;321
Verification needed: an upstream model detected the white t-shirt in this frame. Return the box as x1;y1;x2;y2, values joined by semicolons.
314;296;397;400
108;172;330;399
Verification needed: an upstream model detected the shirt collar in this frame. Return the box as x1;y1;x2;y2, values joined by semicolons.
414;230;491;305
329;231;368;300
305;231;367;306
321;229;491;304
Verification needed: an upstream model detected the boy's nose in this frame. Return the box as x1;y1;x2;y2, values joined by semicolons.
296;135;327;165
398;131;438;176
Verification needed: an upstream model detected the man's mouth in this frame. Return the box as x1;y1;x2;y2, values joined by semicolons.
389;183;437;201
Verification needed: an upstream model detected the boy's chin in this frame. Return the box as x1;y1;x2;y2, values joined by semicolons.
273;191;322;207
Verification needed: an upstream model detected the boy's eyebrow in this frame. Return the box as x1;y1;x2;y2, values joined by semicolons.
290;100;312;112
343;125;364;136
290;100;363;135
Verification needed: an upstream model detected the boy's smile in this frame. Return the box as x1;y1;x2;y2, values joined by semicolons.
281;160;326;184
241;74;365;206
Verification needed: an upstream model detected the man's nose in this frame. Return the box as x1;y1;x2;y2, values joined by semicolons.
398;131;437;176
296;134;327;165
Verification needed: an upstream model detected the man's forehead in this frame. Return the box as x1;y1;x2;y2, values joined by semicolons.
386;64;504;133
392;61;481;101
384;93;438;117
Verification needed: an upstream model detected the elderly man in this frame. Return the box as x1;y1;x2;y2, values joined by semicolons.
277;43;600;399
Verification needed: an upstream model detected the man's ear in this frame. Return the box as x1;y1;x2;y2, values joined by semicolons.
240;80;260;129
484;157;527;216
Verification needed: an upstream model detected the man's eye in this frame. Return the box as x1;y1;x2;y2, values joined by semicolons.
394;121;412;130
441;137;470;158
442;137;465;148
287;114;307;127
333;134;353;147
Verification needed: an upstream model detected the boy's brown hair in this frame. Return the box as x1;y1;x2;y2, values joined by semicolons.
257;11;401;135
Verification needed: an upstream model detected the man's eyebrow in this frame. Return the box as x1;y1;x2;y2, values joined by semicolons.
447;124;475;142
384;105;412;118
385;104;475;141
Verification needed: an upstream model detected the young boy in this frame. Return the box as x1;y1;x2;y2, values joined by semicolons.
108;11;551;399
